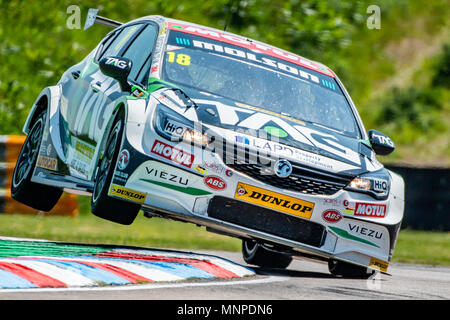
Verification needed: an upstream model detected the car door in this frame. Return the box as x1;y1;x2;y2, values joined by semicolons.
63;23;145;179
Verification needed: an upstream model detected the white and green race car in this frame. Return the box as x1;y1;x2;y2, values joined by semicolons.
12;11;404;278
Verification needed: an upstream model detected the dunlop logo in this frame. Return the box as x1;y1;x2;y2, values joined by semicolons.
109;185;146;204
369;258;389;272
234;182;314;219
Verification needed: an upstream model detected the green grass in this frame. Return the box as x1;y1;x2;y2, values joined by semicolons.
0;212;241;252
0;212;448;266
392;229;450;266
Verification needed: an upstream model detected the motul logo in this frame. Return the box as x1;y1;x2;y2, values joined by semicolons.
204;176;226;190
321;209;342;223
355;203;386;218
151;140;194;168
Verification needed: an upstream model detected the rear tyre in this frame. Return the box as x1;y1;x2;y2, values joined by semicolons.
328;259;375;279
242;239;292;269
91;113;140;225
11;110;63;211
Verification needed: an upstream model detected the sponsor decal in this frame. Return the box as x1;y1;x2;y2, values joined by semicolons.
321;209;342;223
348;223;383;240
163;118;188;138
233;134;336;171
371;132;395;148
203;161;233;177
114;171;129;179
195;165;207;175
145;166;189;186
204;175;226;190
369;258;389;273
105;57;129;69
109;185;146;203
137;161;211;196
167;22;335;77
140;178;211;196
372;178;388;193
74;138;95;160
117;149;130;171
264;125;288;138
354;202;387;218
46;143;52;156
151;140;194;168
36;155;57;171
70;158;89;178
323;198;341;207
328;226;380;248
234;182;314;219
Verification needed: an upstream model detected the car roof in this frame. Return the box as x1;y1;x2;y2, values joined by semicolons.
129;15;336;78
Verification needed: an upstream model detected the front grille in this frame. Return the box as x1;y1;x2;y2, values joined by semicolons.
221;144;352;196
208;196;326;247
229;162;348;196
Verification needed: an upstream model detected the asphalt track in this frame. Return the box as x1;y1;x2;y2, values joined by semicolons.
0;237;448;300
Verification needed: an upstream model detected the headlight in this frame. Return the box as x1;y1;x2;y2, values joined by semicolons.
345;170;390;200
154;104;212;147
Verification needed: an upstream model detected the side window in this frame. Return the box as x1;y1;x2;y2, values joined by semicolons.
96;30;119;61
99;24;141;61
121;24;158;84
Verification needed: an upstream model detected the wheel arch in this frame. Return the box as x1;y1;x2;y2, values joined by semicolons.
23;89;51;134
94;100;128;172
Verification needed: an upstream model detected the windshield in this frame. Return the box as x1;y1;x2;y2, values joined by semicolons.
162;30;360;138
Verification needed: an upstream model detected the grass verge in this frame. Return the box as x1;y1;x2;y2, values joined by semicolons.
0;213;448;266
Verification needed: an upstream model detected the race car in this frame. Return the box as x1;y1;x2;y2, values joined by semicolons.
11;10;404;278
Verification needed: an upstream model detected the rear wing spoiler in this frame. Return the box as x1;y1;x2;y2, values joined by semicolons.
84;8;122;30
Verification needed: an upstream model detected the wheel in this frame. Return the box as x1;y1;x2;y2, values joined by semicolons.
242;239;292;269
91;112;140;225
11;110;63;211
328;259;375;279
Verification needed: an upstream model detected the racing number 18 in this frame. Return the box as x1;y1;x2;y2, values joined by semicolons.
166;52;191;66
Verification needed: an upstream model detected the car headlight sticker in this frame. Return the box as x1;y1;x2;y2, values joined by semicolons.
154;104;211;147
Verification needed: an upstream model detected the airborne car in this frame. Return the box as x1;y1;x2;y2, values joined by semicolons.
12;11;404;278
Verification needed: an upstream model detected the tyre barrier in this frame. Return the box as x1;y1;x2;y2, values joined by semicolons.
0;136;78;217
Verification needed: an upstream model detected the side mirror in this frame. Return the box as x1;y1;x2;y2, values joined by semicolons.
368;129;395;156
99;56;132;92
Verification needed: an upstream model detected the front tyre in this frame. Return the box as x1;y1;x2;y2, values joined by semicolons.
242;239;292;269
328;259;375;279
91;113;139;225
11;110;62;211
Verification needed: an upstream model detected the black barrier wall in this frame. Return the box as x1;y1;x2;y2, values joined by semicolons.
386;165;450;231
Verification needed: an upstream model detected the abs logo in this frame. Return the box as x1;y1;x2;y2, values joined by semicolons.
204;175;226;190
321;209;342;223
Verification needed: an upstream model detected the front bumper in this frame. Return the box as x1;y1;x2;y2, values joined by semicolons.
108;126;404;274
